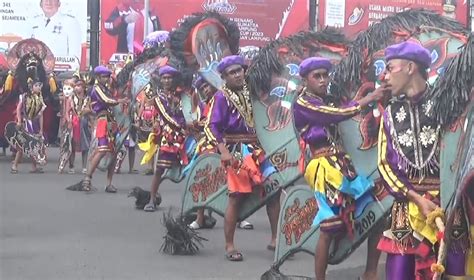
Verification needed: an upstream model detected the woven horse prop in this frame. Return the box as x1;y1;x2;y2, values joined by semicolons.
260;9;470;279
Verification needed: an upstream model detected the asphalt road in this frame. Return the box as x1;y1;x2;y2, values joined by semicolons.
1;148;386;280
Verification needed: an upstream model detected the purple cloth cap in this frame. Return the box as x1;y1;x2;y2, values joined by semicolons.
158;65;179;76
94;65;112;75
217;55;246;73
298;57;332;77
384;41;431;69
194;76;208;89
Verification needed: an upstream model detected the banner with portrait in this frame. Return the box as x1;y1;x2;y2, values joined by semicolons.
0;0;88;71
100;0;310;64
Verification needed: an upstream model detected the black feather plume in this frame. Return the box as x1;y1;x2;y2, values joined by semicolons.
160;209;207;255
428;33;473;128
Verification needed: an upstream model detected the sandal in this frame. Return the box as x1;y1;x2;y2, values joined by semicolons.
29;168;44;174
188;221;201;230
267;245;276;252
10;168;18;174
105;185;117;193
143;202;156;212
237;220;254;230
225;250;243;261
143;169;154;176
81;177;92;192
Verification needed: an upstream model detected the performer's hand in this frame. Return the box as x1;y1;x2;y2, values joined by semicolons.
124;10;139;24
118;98;128;104
221;150;234;167
416;195;438;218
370;84;392;102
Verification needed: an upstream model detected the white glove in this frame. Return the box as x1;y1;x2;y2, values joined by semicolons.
124;10;140;24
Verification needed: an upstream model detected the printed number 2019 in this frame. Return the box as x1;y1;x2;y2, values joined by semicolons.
356;210;376;235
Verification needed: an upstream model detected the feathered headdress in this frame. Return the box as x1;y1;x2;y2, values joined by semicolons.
169;11;240;89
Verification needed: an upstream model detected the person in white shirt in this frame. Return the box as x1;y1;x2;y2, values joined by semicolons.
29;0;81;59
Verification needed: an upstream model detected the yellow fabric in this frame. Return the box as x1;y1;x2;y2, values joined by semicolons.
49;75;57;93
467;225;474;276
138;133;157;165
4;71;14;93
304;156;343;193
406;191;440;245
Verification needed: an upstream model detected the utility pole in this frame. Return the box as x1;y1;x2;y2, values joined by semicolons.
144;0;150;38
89;0;100;68
309;0;318;31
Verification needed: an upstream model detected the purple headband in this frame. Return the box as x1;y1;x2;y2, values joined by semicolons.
298;57;332;77
94;65;112;75
384;41;431;69
158;65;180;76
217;55;246;73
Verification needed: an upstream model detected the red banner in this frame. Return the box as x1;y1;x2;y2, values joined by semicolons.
318;0;468;39
100;0;309;63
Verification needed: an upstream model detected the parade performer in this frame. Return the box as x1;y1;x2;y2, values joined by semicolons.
11;78;47;174
136;83;159;175
143;65;187;212
66;78;92;174
294;57;389;279
204;55;276;261
80;65;127;193
377;41;468;279
188;76;253;230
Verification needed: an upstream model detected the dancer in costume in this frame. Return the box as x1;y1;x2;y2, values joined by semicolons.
204;55;276;261
66;78;92;174
11;78;47;174
377;41;468;279
188;76;254;230
80;66;128;193
136;83;159;175
143;65;187;212
294;57;389;280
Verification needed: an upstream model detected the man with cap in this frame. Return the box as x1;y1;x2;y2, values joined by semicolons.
81;65;127;193
294;56;389;279
377;41;468;279
188;76;253;230
143;65;187;212
204;55;277;261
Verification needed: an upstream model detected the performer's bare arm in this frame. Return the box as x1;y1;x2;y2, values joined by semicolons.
16;99;23;125
39;113;44;135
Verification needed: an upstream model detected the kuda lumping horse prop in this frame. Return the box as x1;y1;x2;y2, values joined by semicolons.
260;9;470;279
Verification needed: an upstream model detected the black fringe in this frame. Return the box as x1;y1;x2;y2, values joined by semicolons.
427;34;473;128
261;267;314;280
247;28;347;97
160;209;207;255
332;9;468;99
169;11;240;65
